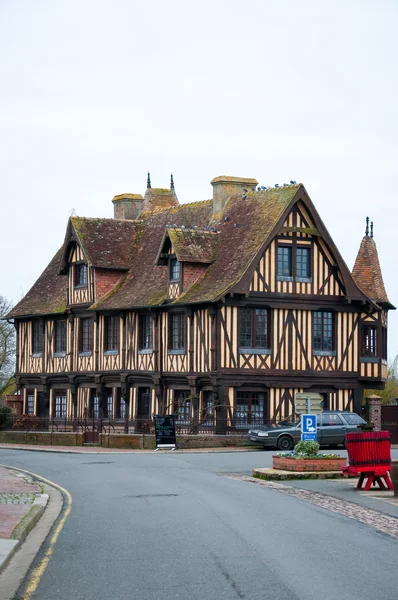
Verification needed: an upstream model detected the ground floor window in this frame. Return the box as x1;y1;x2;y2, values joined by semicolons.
27;392;34;415
235;391;266;428
202;391;214;423
173;390;191;425
54;391;67;418
107;392;113;418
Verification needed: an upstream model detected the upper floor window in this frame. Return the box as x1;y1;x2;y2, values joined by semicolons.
75;264;88;288
239;308;271;351
79;318;93;354
382;327;387;360
361;326;378;357
169;313;185;352
296;247;311;279
104;315;119;352
170;258;180;282
32;320;43;355
277;246;292;278
313;311;334;353
139;314;153;351
55;321;67;354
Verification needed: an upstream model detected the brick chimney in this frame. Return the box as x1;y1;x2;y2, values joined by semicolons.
211;176;258;213
112;193;144;220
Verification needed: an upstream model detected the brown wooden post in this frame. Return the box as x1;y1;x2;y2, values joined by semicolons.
366;394;382;431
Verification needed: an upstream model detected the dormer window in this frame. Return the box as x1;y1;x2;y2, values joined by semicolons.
75;264;87;288
170;257;180;282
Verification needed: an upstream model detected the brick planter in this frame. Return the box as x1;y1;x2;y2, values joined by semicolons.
273;456;346;472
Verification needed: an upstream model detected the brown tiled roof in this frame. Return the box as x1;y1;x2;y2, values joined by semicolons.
8;248;67;318
8;181;381;319
352;235;391;305
162;228;219;264
68;217;138;270
141;188;179;213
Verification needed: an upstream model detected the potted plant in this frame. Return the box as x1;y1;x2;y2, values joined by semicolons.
272;440;346;472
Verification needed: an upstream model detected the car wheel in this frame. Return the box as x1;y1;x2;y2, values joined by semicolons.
277;436;294;451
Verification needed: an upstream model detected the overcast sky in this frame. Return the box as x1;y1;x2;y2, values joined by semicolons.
1;0;397;359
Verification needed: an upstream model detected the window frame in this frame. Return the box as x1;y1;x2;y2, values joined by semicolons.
313;311;335;355
235;390;267;428
139;314;153;353
104;315;119;354
27;392;35;415
54;320;67;356
169;256;181;283
54;390;67;419
238;308;272;354
277;245;293;280
296;246;311;281
361;325;378;360
74;263;88;288
32;320;44;356
168;312;185;354
79;317;93;355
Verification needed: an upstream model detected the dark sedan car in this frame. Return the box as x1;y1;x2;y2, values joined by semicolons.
248;411;366;450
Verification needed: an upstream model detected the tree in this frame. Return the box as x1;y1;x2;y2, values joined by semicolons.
0;296;16;390
364;366;398;404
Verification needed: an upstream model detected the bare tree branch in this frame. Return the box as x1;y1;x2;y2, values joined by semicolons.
0;296;16;389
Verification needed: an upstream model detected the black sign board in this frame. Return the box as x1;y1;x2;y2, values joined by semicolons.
153;415;176;449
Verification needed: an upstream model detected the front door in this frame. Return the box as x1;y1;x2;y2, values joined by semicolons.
136;388;151;432
37;392;49;419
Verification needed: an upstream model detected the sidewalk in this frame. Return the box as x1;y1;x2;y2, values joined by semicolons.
0;466;48;573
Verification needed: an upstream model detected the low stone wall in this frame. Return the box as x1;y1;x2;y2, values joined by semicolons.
0;430;252;450
0;431;84;446
272;456;347;472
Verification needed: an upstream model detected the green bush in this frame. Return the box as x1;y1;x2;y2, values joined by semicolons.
0;406;13;430
294;440;320;457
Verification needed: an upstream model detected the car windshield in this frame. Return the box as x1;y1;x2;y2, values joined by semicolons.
342;413;365;425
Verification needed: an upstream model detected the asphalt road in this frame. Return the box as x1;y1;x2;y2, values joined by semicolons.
1;448;397;600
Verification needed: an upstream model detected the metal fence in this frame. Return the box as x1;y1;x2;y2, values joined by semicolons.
5;414;297;436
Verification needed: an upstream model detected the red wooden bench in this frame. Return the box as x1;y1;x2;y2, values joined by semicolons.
342;431;393;491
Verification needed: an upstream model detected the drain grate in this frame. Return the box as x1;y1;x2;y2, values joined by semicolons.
125;493;179;498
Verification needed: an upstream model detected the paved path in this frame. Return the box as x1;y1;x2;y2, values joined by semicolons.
1;448;397;600
0;467;41;539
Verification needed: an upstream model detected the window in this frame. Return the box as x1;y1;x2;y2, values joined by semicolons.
239;308;270;350
27;392;34;415
313;311;334;353
75;264;88;287
361;326;378;357
382;327;387;361
321;414;343;427
55;321;67;354
104;315;119;352
139;314;153;351
277;246;292;278
170;257;180;281
93;395;100;418
54;391;67;418
107;392;113;419
79;318;93;353
235;391;266;428
174;390;191;425
296;247;311;279
32;320;43;355
169;313;185;352
202;391;214;423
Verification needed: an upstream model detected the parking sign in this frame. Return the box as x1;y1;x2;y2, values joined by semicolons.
301;414;317;442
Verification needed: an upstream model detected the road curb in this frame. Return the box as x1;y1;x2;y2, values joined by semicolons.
252;467;357;481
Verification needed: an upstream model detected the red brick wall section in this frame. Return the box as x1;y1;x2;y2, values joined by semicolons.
95;269;123;301
183;263;207;289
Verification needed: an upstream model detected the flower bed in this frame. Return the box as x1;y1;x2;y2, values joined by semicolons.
272;455;346;472
272;440;346;472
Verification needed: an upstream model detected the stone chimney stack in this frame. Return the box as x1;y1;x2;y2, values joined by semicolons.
211;176;258;213
112;193;144;220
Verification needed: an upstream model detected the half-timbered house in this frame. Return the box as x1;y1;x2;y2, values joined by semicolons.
7;174;394;431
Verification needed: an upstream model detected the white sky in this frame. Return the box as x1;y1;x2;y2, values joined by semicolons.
1;0;397;358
